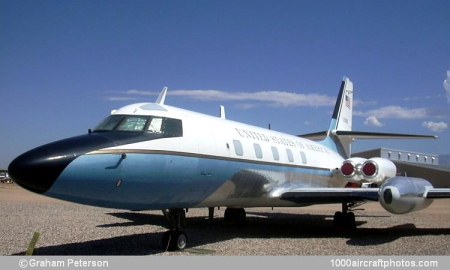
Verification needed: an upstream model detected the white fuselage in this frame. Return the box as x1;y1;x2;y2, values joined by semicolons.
89;102;347;208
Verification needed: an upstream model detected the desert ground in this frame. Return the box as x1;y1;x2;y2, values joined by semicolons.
1;182;449;256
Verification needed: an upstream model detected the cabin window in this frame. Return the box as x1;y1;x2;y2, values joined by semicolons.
300;151;307;164
233;140;244;156
286;149;294;162
271;146;279;161
253;143;263;159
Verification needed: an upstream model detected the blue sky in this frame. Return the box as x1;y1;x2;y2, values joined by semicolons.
1;0;449;168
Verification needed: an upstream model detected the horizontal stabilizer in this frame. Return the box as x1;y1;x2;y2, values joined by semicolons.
298;131;328;141
299;130;437;141
334;131;437;140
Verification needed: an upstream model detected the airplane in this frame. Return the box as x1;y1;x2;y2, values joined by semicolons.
8;77;450;251
0;171;11;183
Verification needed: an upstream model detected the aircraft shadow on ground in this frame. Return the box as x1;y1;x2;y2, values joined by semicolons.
98;212;169;229
13;211;450;255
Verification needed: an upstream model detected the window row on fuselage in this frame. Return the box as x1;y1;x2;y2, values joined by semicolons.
232;139;308;165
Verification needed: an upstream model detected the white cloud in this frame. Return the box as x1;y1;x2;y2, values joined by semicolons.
234;103;258;110
364;116;384;127
444;70;450;103
105;96;139;101
354;106;429;120
403;94;442;102
120;89;336;108
126;90;156;96
422;121;448;132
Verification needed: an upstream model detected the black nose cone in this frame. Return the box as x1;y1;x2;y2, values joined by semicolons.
8;134;114;194
8;131;151;194
8;144;76;194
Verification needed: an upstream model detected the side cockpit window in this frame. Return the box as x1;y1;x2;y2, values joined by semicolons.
163;118;183;137
147;117;183;137
147;117;163;134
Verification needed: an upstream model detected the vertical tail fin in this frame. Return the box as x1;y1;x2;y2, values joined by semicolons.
302;77;435;158
321;77;354;158
328;77;354;132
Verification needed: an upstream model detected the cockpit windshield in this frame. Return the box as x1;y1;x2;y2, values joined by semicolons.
117;116;148;131
94;115;183;137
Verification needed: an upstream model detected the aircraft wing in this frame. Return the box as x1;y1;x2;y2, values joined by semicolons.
425;189;450;199
280;187;450;204
279;188;379;204
392;161;450;188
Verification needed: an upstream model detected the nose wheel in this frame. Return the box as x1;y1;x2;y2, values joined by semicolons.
162;230;187;251
162;209;188;251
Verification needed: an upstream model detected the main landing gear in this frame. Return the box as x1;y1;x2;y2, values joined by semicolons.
224;208;247;225
162;209;188;251
333;202;356;230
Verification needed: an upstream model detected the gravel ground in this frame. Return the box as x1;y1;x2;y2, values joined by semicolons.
1;183;450;256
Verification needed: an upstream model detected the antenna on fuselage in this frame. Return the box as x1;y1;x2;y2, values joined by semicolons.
220;105;226;119
156;87;168;104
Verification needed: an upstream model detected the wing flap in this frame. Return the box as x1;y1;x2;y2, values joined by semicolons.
280;188;379;204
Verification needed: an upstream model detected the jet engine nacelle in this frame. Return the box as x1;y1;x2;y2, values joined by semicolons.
339;157;367;182
379;176;433;214
361;157;397;183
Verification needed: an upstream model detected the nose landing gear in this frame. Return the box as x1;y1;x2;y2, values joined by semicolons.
162;209;188;251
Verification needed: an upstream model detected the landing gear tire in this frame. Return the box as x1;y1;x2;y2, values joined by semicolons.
347;212;356;227
333;203;356;231
333;211;343;227
173;231;187;250
333;211;356;231
162;230;188;251
224;208;246;225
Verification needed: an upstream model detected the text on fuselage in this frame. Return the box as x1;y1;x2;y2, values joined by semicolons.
235;128;328;153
